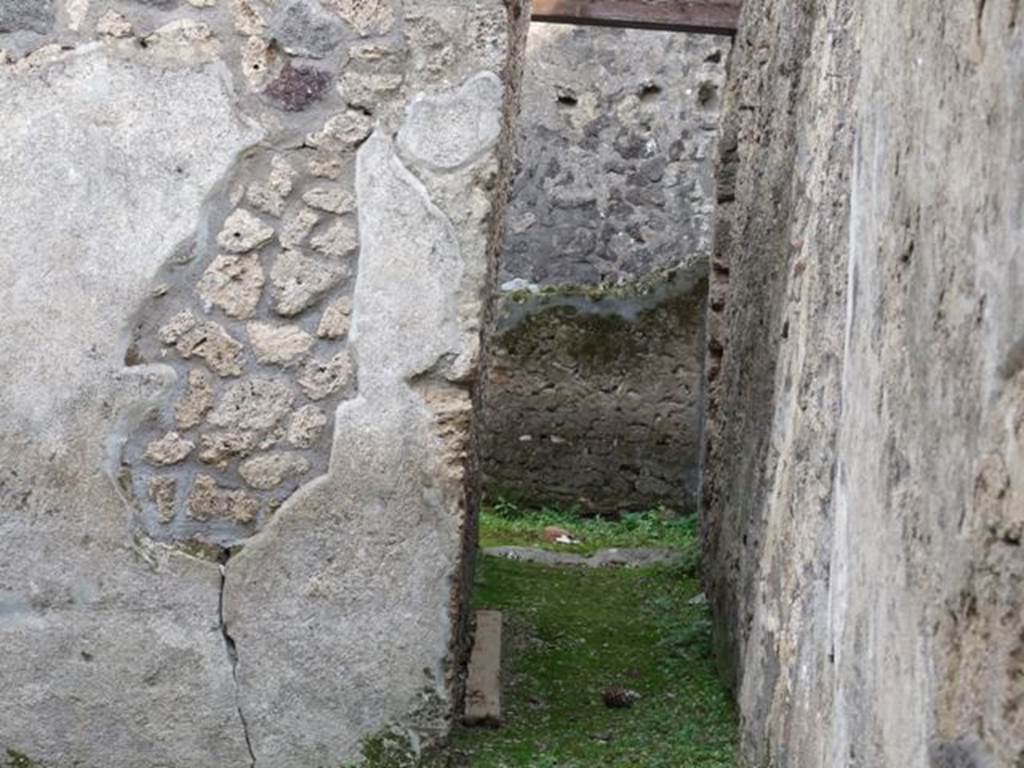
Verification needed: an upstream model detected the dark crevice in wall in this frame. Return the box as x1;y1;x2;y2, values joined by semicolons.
218;548;257;768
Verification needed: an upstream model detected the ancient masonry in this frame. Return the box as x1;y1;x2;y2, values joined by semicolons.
703;0;1024;765
480;23;729;513
0;0;527;765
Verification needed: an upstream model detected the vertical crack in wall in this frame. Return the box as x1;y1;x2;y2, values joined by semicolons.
218;550;257;768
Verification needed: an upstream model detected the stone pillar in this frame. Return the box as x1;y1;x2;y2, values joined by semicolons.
0;1;527;765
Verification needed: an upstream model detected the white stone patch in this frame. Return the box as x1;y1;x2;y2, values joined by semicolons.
397;72;504;171
217;209;275;253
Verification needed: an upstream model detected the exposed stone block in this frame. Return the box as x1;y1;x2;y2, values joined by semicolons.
310;220;357;259
270;250;345;316
302;186;355;215
239;451;311;490
286;404;328;447
327;0;395;37
297;351;353;400
197;253;265;318
148;476;178;523
247;321;314;365
198;429;259;466
144;431;195;466
216;209;275;253
186;475;259;523
175;369;215;430
271;0;345;59
246;156;297;216
264;64;331;112
208;378;294;432
316;295;352;339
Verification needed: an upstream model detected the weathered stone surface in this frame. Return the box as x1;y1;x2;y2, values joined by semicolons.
271;0;345;59
317;295;352;339
279;206;320;249
463;610;502;726
143;19;221;62
217;208;274;253
197;252;265;318
497;25;726;288
0;0;55;34
149;476;178;523
703;0;1024;765
306;108;374;152
341;70;404;109
397;72;503;171
270;250;344;316
224;52;517;762
297;350;353;400
231;0;266;35
285;403;327;447
143;431;195;465
328;0;394;36
240;34;273;89
0;45;258;766
310;219;357;259
2;6;522;766
303;185;355;214
187;475;259;523
481;284;707;513
175;369;215;429
239;451;311;490
198;429;259;466
247;320;314;365
96;10;132;37
160;312;246;377
246;156;297;216
208;377;294;432
264;63;331;112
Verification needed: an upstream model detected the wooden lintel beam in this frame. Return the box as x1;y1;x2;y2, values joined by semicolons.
531;0;740;35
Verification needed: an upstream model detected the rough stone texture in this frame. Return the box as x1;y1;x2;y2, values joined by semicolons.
500;24;727;289
239;451;311;490
703;1;1024;766
0;44;257;768
217;208;275;253
482;278;707;513
480;24;726;512
286;404;328;448
296;350;354;400
270;0;345;59
1;0;526;763
0;0;55;35
270;249;345;315
197;252;265;318
247;320;315;365
144;431;195;465
2;0;528;765
187;474;259;523
317;294;352;338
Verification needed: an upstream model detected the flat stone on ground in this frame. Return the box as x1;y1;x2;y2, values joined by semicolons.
482;546;682;569
463;610;503;727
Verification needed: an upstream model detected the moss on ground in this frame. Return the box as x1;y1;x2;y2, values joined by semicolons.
451;512;736;767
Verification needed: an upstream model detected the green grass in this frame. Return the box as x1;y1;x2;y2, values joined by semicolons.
451;509;737;768
479;501;699;561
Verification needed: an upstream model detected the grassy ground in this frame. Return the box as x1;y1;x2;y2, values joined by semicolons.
478;502;699;559
450;507;737;768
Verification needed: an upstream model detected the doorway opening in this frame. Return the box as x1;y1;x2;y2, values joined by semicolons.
457;4;740;765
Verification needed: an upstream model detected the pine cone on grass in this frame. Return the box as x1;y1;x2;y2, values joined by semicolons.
602;685;640;709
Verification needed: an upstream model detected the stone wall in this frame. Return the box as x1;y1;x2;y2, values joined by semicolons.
703;0;1024;765
480;23;728;513
0;1;526;765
